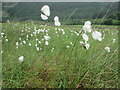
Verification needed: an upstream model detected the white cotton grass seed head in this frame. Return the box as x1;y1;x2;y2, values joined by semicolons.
54;16;59;22
26;35;29;38
44;35;50;41
80;41;84;45
29;43;32;46
82;33;89;42
105;46;110;52
23;40;26;44
83;25;92;33
41;5;50;20
16;42;19;46
36;47;40;51
40;48;42;51
41;5;50;16
41;14;48;20
51;49;54;52
55;31;58;34
38;41;41;44
70;42;73;44
31;34;33;36
46;33;48;35
113;39;115;43
36;38;38;41
62;31;65;35
19;38;21;41
55;28;57;30
66;45;70;48
76;33;79;36
54;21;61;26
98;38;103;41
20;42;22;45
70;42;74;46
18;56;24;62
1;32;5;35
41;38;44;41
80;41;90;50
35;44;38;47
54;16;61;26
92;31;102;41
52;48;54;50
84;21;91;25
5;39;8;42
85;42;90;50
45;41;49;45
51;48;55;52
1;50;3;55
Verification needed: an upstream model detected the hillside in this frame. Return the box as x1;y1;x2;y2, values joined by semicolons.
1;2;119;23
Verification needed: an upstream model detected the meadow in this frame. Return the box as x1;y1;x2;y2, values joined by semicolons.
1;22;119;88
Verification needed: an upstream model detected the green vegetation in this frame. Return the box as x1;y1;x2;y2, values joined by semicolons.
2;2;119;25
2;22;119;88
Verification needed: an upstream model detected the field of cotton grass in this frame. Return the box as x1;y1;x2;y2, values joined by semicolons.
1;4;119;88
1;21;119;88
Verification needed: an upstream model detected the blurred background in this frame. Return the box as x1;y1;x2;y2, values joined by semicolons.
1;2;120;25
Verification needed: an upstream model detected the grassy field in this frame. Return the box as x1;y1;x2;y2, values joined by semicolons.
1;22;119;88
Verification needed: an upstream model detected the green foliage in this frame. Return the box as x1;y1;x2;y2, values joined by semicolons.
2;2;119;25
2;2;114;22
103;19;113;25
103;19;119;25
107;13;118;20
117;12;120;20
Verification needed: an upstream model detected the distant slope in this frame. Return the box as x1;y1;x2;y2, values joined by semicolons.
2;2;118;22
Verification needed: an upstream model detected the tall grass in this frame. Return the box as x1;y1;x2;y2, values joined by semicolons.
2;22;119;88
